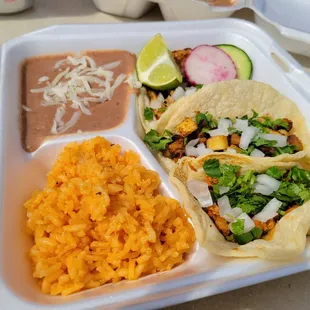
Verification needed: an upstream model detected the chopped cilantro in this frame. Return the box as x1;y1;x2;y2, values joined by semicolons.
203;159;221;178
196;84;204;90
143;130;173;151
196;112;217;129
265;167;286;180
144;107;154;121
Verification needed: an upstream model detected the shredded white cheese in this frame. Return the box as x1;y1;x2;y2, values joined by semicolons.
31;55;126;135
38;76;49;84
22;105;32;112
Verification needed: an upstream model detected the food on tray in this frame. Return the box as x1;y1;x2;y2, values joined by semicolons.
184;45;237;85
136;34;252;131
142;80;309;172
24;137;195;296
216;45;253;80
21;50;136;152
136;33;183;91
170;154;310;259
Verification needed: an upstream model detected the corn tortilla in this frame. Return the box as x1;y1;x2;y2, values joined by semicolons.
170;154;310;260
139;80;310;173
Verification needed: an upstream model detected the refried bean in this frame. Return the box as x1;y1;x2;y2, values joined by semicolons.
21;50;136;152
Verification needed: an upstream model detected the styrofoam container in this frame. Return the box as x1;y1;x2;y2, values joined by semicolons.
151;0;234;21
92;0;155;19
147;0;310;57
1;19;310;310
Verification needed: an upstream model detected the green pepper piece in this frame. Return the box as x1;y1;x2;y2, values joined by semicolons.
251;227;263;239
234;231;254;245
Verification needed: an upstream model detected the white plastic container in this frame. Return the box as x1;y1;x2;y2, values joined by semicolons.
0;0;34;14
148;0;310;57
151;0;234;21
92;0;155;19
1;19;310;310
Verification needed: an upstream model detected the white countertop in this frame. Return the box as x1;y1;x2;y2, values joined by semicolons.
1;1;310;310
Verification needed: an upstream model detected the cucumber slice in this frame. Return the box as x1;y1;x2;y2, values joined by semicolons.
216;44;253;80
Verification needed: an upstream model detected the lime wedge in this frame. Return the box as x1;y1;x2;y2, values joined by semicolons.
136;34;183;91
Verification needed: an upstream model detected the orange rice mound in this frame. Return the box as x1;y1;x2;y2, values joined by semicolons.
24;137;195;296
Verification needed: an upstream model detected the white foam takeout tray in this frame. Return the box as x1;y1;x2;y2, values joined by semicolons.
1;19;310;310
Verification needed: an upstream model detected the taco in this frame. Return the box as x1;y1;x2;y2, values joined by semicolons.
170;153;310;260
142;80;309;172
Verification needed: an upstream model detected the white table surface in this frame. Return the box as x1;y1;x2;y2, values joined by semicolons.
1;1;310;309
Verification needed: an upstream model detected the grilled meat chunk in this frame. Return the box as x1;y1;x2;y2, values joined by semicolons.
275;118;293;131
287;134;303;151
163;137;185;159
206;204;220;220
258;146;276;156
172;48;192;72
205;175;218;186
215;217;230;236
230;133;241;146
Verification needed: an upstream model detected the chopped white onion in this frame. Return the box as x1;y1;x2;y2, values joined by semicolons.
150;100;162;109
185;138;199;156
218;196;233;221
253;198;282;222
187;179;213;208
232;207;243;218
226;147;237;154
208;128;228;137
230;213;255;234
185;87;197;96
250;148;265;158
239;126;257;150
256;174;281;192
218;196;244;223
186;138;199;147
172;86;185;101
253;183;274;196
157;92;165;103
218;118;232;132
260;134;287;147
196;143;213;156
185;146;199;157
234;119;248;132
219;186;230;195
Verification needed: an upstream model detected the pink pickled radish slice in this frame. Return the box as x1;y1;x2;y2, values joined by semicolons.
184;45;237;85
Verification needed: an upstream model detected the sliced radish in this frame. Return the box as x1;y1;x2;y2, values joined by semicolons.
184;45;237;86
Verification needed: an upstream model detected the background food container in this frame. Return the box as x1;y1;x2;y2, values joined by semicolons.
92;0;155;19
148;0;310;57
150;0;234;21
0;0;34;14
